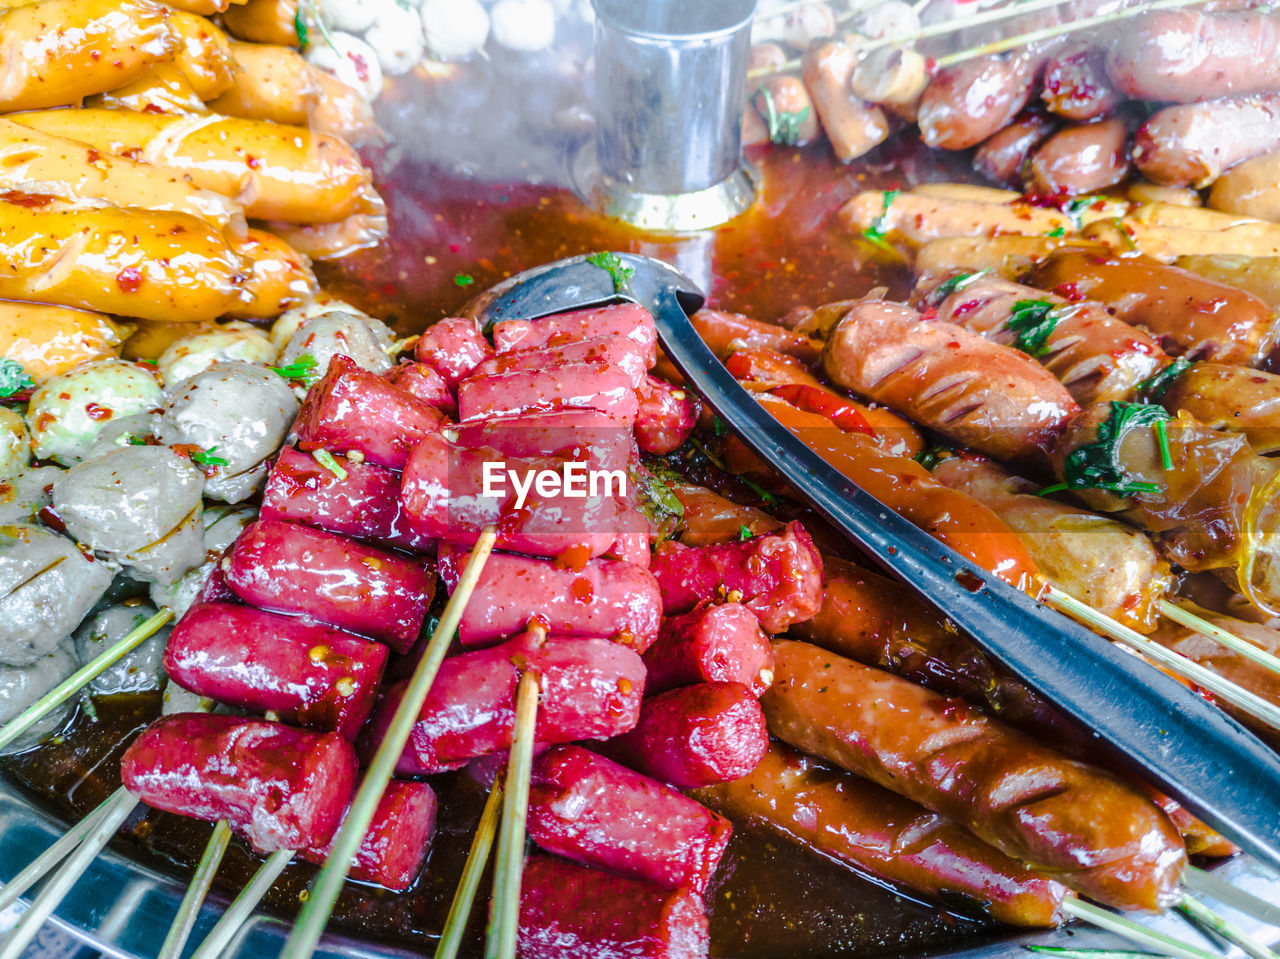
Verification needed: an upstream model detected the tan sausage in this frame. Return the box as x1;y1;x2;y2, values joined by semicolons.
262;204;387;261
0;198;248;322
0;302;130;382
0;0;181;111
913;236;1108;289
89;70;208;115
227;228;315;319
0;118;245;235
221;0;298;46
1175;253;1280;309
801;41;889;162
165;0;250;12
763;640;1187;911
1085;217;1280;261
10;110;376;225
1161;362;1280;454
1209;151;1280;221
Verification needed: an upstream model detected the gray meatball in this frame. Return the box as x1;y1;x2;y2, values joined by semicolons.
149;504;256;618
0;467;60;525
280;310;395;376
24;360;164;466
74;602;170;695
0;641;78;755
51;446;205;585
0;524;114;665
160;362;299;503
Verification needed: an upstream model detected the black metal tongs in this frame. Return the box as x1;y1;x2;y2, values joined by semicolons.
472;251;1280;873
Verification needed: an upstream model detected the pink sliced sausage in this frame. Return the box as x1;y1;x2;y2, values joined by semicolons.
636;375;698;455
401;432;622;560
440;547;662;649
474;335;649;389
494;304;658;365
259;446;433;552
385;362;456;415
293;354;446;471
365;632;646;774
528;745;732;895
451;409;636;474
121;713;358;852
457;365;640;423
225;519;435;651
650;521;823;634
518;855;709;959
164;602;388;740
415;317;493;387
615;682;768;788
301;780;437;891
642;604;774;697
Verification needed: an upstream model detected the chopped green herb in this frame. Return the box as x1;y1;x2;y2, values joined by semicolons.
1054;402;1171;498
629;461;684;541
738;525;752;541
1062;195;1103;231
189;446;228;468
1044;225;1066;238
1005;299;1060;357
1111;216;1138;250
270;353;319;385
752;86;811;146
585;252;635;293
1134;357;1193;402
932;270;986;301
313;449;348;481
1155;418;1172;470
862;190;900;254
454;273;475;288
82;697;98;721
712;416;727;438
293;5;308;46
1027;949;1168;959
914;446;949;470
738;474;778;507
0;359;34;399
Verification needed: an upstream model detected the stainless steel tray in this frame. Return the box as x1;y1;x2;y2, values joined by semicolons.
2;772;1278;959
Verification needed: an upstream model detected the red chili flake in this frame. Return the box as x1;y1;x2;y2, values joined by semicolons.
116;266;144;293
37;505;66;533
84;402;112;421
0;191;55;208
142;104;165;114
86;148;101;164
246;154;261;169
554;544;592;572
570;577;594;603
121;147;143;160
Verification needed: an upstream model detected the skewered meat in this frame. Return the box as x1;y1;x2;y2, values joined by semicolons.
74;603;170;695
642;604;773;697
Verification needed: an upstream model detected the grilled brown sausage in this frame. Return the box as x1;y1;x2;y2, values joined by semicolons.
1028;117;1131;197
917;53;1039;151
973;112;1057;186
1160;362;1280;454
1208;151;1280;221
763;640;1187;910
801;41;890;162
1027;250;1280;366
821;300;1079;463
1041;45;1121;122
1134;94;1280;188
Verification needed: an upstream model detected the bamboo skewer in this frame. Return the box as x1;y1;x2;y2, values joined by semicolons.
1179;892;1280;959
0;790;117;913
1185;866;1280;928
435;778;505;959
284;525;500;959
187;849;294;959
1058;898;1225;959
157;820;233;959
1159;601;1280;677
483;670;541;959
0;608;173;753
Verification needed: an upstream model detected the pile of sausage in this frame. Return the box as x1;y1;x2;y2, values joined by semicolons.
748;0;1280;206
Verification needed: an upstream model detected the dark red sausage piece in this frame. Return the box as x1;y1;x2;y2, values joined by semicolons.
301;780;437;891
415;317;493;388
164;602;388;740
642;604;774;697
1027;116;1131;197
615;682;769;788
121;713;358;852
518;854;708;959
528;745;732;894
439;546;661;650
451;409;636;475
635;375;699;455
293;354;446;471
364;632;646;774
973;111;1057;186
650;521;823;634
1041;45;1121;122
457;365;640;423
473;335;649;389
385;361;455;415
494;304;658;366
226;519;435;651
401;432;623;560
259;446;433;552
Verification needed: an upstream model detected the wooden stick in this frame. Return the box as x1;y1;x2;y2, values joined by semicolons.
1184;865;1280;927
157;819;233;959
1179;892;1280;959
1159;601;1280;677
0;786;120;913
934;0;1213;69
188;849;294;959
1060;898;1223;959
0;608;172;753
483;670;541;959
284;525;500;959
435;778;505;959
858;0;1081;56
0;787;138;959
1046;586;1280;731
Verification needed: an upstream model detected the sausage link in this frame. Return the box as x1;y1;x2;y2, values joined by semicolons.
1027;116;1131;197
1028;250;1280;366
221;0;298;44
1134;94;1280;188
416;317;492;387
0;302;127;382
10;110;376;225
1041;45;1121;122
763;640;1187;910
636;375;698;455
263;208;388;262
693;743;1069;927
821;300;1079;462
1209;151;1280;221
643;603;773;697
973;112;1057;186
691;308;821;363
918;53;1039;151
801;41;890;162
227;228;316;319
1162;362;1280;453
671;483;782;547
